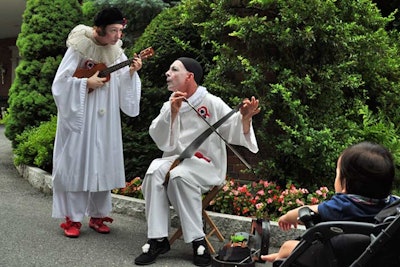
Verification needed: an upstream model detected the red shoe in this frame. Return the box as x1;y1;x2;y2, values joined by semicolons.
60;217;82;238
89;217;113;234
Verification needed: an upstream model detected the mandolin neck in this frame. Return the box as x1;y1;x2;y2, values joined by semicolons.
98;58;133;77
96;47;154;78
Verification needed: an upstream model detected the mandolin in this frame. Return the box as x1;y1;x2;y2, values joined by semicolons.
73;47;154;93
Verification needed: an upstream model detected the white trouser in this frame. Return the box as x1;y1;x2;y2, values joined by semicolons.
52;190;112;222
142;160;208;243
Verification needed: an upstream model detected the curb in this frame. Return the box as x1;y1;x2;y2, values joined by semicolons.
16;164;305;248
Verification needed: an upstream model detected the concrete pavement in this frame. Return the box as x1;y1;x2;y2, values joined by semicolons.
0;124;295;266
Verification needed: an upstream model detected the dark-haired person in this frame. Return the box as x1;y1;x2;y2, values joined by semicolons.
51;7;142;238
261;141;400;263
134;57;260;266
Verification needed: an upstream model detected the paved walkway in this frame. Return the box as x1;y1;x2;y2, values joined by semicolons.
0;125;277;266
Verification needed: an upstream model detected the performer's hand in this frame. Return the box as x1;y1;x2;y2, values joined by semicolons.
240;96;261;121
170;91;187;119
130;54;142;75
87;71;107;92
240;96;260;133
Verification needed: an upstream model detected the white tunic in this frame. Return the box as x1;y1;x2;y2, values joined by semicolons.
148;86;258;187
51;25;141;192
142;86;258;242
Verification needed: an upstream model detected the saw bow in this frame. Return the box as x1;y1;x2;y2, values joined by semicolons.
163;100;250;186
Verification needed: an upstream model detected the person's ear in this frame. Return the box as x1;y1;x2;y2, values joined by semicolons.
187;72;194;81
341;179;347;193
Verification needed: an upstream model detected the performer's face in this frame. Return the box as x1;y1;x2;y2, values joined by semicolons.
95;24;124;45
165;60;193;92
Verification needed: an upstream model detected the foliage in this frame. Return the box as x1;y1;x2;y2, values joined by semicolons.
13;116;57;173
0;108;8;125
194;0;400;188
5;0;82;147
112;176;144;199
355;102;400;188
372;0;400;30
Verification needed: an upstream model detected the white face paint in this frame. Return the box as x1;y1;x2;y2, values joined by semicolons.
165;60;191;92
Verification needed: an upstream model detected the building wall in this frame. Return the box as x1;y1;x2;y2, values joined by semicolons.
227;145;260;182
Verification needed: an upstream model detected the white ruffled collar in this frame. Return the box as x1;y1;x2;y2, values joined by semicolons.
66;24;124;65
176;86;208;113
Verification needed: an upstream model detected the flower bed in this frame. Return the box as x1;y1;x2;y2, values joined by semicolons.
113;177;334;220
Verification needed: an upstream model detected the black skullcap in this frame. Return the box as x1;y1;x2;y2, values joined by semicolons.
94;7;125;27
178;57;203;85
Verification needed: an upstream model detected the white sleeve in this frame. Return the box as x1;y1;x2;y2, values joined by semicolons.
52;48;87;133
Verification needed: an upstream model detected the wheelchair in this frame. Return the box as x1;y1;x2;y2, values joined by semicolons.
273;199;400;267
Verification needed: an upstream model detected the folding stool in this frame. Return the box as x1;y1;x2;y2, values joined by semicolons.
169;184;225;254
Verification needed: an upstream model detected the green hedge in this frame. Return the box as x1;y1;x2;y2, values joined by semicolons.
13;116;57;173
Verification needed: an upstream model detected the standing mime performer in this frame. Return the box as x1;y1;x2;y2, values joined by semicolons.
51;7;142;238
134;57;260;266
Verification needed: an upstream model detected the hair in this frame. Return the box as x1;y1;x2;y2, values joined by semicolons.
339;141;395;199
95;26;107;37
94;7;124;27
93;7;124;37
177;57;203;85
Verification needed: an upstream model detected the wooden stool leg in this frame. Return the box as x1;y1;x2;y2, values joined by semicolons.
169;184;226;254
169;226;183;245
205;236;216;254
203;210;224;241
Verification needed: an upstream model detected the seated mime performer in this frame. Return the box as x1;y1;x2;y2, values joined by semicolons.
134;57;260;266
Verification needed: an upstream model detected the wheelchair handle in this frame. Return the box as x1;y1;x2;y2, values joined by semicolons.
298;206;318;229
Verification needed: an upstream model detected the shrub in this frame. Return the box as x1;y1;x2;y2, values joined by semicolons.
13;116;57;173
5;0;82;147
199;0;400;189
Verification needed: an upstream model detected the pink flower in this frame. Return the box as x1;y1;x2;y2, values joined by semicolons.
256;203;264;210
310;197;319;204
238;185;248;193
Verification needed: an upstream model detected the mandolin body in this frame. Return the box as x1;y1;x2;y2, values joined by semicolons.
72;47;153;93
73;62;111;82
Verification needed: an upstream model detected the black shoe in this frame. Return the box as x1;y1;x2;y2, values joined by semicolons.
192;239;211;266
134;238;170;265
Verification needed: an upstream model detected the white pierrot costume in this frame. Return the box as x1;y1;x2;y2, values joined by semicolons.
51;25;141;219
142;86;258;242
